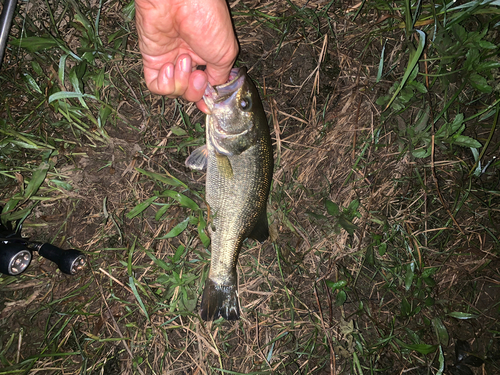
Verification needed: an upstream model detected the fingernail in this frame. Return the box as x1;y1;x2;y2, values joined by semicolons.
181;57;191;73
193;74;207;91
166;64;173;79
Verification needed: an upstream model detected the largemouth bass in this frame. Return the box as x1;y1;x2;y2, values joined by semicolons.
185;67;273;321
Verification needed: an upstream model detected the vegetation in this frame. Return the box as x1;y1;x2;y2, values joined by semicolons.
0;0;499;374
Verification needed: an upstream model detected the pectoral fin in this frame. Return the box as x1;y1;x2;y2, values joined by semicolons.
185;145;208;170
248;208;269;243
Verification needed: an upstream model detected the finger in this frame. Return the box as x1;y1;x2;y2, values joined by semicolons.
166;54;192;99
144;62;175;96
196;99;210;114
182;70;207;103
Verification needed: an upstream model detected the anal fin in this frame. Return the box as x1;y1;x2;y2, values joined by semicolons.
248;207;269;243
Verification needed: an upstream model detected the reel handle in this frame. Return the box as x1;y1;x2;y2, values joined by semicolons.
0;242;32;276
36;244;86;275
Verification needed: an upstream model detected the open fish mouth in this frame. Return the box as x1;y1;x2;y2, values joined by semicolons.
203;68;246;111
203;67;251;149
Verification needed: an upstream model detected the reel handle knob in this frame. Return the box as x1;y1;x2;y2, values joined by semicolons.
37;244;86;275
0;243;32;276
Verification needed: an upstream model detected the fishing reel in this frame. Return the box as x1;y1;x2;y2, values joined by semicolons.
0;219;86;276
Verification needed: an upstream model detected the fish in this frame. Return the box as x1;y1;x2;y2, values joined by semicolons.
185;67;273;321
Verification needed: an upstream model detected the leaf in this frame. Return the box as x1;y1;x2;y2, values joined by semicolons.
306;210;327;220
412;147;431;158
410;80;427;94
469;73;492;93
436;346;445;375
476;61;500;72
173;245;186;262
325;279;347;291
376;40;387;83
384;30;426;110
423;276;436;287
338;215;357;235
58;55;68;84
197;213;211;248
447;312;478;320
325;200;339;216
161;190;199;211
396;339;438;355
421;267;438;278
126;196;158;219
1;198;22;224
129;276;149;321
404;262;414;291
31;60;44;76
49;179;73;191
452;135;482;148
449;113;465;135
336;290;347;306
135;168;188;188
432;317;449;346
146;251;172;272
98;105;112;127
171;126;187;136
347;199;360;214
154;204;171;221
378;242;387;256
95;69;106;90
10;36;59;52
478;40;496;49
401;296;411;317
25;162;50;199
48;91;98;103
23;74;43;94
122;0;136;22
157;217;190;239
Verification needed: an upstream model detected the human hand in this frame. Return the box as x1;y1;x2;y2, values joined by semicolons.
135;0;239;113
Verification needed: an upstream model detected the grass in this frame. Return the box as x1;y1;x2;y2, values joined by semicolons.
1;0;499;374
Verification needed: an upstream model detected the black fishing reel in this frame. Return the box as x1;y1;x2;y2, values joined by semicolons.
0;220;86;276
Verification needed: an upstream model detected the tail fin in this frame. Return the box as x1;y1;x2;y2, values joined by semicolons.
200;277;240;321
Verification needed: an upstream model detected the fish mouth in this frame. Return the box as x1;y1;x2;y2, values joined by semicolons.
203;67;251;156
203;67;247;112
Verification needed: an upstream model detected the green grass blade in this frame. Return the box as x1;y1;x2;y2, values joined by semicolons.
129;276;150;322
126;196;158;219
24;161;50;199
384;30;426;111
135;168;188;189
160;190;199;211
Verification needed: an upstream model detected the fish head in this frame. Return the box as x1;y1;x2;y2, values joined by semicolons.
204;67;265;156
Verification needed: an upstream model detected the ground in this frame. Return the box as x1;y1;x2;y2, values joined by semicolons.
0;0;499;374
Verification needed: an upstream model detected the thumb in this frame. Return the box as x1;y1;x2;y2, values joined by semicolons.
205;60;235;86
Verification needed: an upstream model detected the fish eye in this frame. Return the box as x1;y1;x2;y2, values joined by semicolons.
239;97;252;111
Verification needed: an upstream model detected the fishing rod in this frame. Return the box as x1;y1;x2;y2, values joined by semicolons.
0;219;86;276
0;0;17;70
